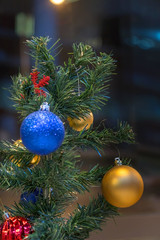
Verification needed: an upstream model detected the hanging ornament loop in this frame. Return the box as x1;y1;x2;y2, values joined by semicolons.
2;211;10;221
40;102;50;111
74;65;81;97
115;157;122;166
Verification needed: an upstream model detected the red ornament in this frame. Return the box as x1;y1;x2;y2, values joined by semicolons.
1;216;31;240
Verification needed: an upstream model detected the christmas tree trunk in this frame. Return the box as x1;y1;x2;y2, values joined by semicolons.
0;37;143;240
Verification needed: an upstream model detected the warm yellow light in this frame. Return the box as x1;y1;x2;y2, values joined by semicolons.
50;0;65;5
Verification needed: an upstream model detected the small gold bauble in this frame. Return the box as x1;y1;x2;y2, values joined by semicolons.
29;155;41;166
11;139;40;167
14;139;24;147
10;139;24;164
102;165;144;208
67;111;94;131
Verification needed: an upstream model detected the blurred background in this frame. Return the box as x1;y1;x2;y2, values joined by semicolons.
0;0;160;239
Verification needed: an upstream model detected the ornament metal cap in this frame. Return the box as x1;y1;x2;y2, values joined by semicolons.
40;102;50;111
2;211;9;220
115;157;122;166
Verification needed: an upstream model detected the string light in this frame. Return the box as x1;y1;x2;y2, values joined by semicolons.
50;0;65;5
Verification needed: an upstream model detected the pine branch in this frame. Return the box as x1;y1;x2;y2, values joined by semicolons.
0;140;38;167
0;150;93;196
5;197;64;220
63;195;118;240
75;158;132;188
64;122;135;153
10;74;46;120
8;196;118;240
26;37;61;79
28;216;64;240
27;196;118;240
0;36;137;239
0;137;133;196
10;38;116;120
76;165;111;185
53;44;116;118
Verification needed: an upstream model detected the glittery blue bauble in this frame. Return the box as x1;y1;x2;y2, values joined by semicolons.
20;188;43;204
20;110;65;155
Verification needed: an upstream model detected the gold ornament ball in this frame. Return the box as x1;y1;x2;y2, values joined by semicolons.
11;139;40;167
67;111;94;131
102;165;144;208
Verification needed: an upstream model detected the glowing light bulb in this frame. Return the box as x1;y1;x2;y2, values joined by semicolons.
50;0;65;5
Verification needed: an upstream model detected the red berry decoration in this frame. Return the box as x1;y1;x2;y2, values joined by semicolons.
1;216;32;240
30;70;50;97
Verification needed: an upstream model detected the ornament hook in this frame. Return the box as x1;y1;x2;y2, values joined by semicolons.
3;211;10;220
115;157;122;166
40;102;50;111
74;65;81;96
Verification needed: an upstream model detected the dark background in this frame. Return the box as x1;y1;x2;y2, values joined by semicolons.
0;0;160;239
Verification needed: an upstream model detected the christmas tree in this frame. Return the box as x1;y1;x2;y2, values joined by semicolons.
0;37;143;239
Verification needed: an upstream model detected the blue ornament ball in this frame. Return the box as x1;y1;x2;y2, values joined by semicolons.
20;110;65;155
20;188;43;204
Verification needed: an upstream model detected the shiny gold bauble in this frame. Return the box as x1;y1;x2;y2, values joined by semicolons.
102;165;144;208
11;139;40;167
67;111;94;131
